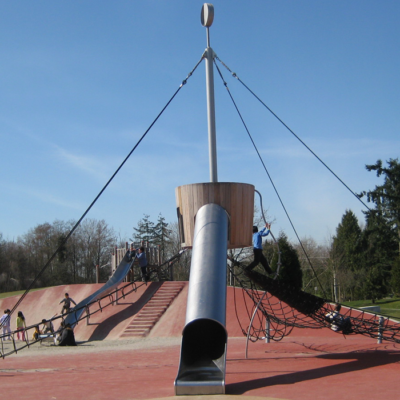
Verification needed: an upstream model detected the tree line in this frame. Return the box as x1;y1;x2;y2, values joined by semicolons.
1;158;399;305
0;219;118;292
268;158;400;303
0;214;190;293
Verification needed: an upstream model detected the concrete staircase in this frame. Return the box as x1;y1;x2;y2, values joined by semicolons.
119;281;185;338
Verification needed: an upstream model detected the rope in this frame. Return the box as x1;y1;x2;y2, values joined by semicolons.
8;58;203;318
254;189;281;279
214;60;328;299
214;55;371;213
230;264;400;345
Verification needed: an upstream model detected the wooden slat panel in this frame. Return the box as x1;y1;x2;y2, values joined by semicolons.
175;182;254;249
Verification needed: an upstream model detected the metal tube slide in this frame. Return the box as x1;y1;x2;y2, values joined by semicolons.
175;203;229;395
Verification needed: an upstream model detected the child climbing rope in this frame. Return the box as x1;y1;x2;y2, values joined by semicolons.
246;223;273;275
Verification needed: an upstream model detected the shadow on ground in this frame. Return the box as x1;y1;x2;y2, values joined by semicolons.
227;349;400;394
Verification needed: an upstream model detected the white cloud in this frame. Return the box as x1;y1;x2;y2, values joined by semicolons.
2;183;83;211
53;145;112;181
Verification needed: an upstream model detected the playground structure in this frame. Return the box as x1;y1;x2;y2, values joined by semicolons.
2;286;399;400
110;242;167;283
65;251;135;329
2;4;400;400
174;5;258;394
0;247;185;358
174;182;254;395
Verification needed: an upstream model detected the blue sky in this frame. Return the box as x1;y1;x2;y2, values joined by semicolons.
1;1;399;245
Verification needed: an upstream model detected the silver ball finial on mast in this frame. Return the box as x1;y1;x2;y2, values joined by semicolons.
201;3;214;47
201;3;218;183
201;3;214;27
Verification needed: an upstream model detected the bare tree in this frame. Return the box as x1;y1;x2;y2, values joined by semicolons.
73;219;117;283
165;222;191;281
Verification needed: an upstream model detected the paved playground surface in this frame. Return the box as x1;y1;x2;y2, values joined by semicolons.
1;333;399;400
1;283;400;399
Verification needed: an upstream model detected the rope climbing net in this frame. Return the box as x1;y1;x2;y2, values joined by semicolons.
230;264;400;345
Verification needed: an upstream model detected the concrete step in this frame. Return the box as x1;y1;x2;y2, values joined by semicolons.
131;316;159;322
122;328;150;334
125;325;153;331
136;312;163;317
144;305;168;310
120;331;147;337
119;282;185;339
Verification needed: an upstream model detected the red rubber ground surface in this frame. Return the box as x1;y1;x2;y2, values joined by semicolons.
1;283;399;399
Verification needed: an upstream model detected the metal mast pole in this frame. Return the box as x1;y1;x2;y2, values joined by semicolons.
201;3;218;183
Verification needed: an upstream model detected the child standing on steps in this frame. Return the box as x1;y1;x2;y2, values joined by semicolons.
136;246;148;282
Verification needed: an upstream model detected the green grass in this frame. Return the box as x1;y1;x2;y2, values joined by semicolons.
343;298;400;320
0;288;45;300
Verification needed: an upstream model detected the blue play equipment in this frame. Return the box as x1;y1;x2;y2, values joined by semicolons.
64;252;133;328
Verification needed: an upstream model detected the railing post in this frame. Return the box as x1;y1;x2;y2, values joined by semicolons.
265;318;270;344
378;316;384;344
170;261;174;281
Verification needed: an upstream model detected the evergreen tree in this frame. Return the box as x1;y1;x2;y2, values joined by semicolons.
359;158;400;256
332;210;363;271
132;214;156;244
267;233;303;291
358;209;397;299
363;266;387;303
153;213;171;257
390;258;400;296
361;211;397;271
357;159;400;299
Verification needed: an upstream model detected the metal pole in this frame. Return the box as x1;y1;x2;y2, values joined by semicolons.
378;316;384;344
265;319;270;344
205;43;218;182
169;262;174;281
203;7;218;183
333;272;338;303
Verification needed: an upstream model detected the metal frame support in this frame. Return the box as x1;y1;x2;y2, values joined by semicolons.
201;3;218;183
86;306;90;326
245;291;267;359
265;319;271;344
205;45;218;182
378;316;384;344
